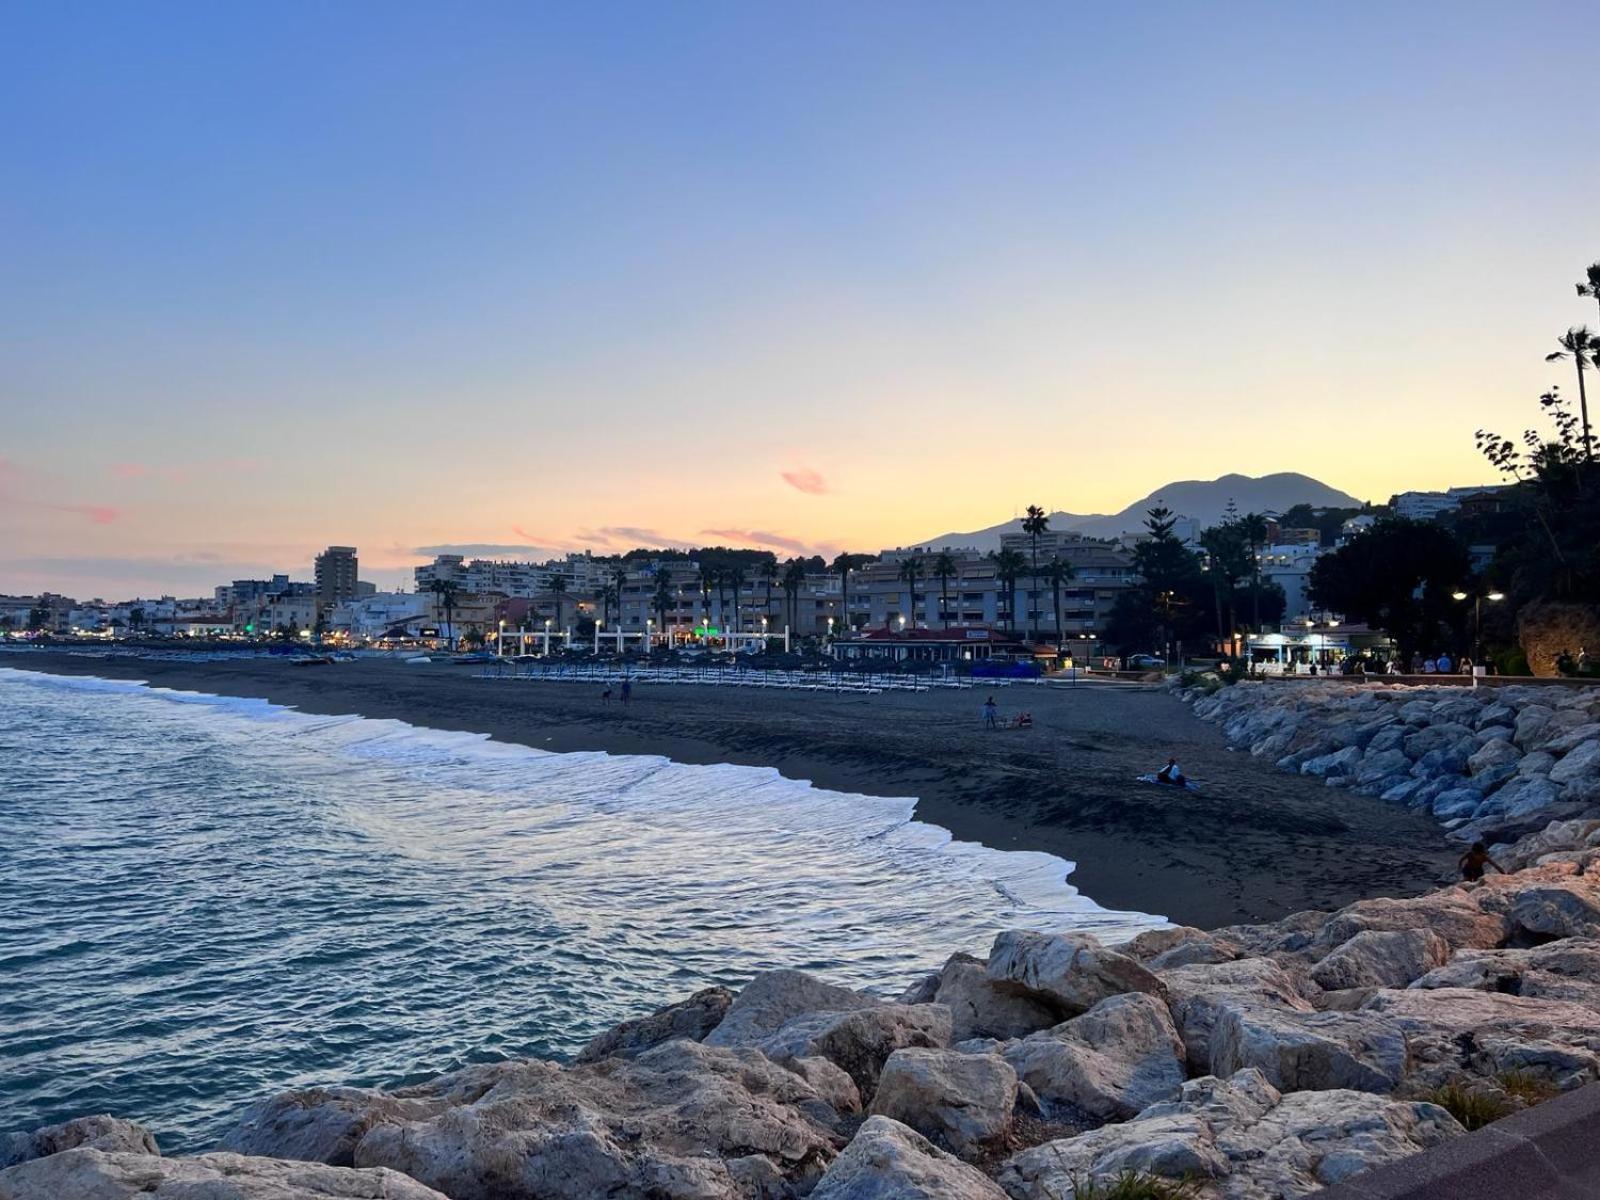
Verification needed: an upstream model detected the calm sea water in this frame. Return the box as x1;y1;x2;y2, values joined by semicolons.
0;667;1161;1152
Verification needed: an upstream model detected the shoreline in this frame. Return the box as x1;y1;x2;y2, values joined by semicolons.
2;650;1458;928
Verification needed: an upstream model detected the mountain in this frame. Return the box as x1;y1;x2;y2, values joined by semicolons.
919;473;1364;552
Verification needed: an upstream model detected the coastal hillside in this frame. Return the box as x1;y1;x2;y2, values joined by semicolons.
923;472;1364;550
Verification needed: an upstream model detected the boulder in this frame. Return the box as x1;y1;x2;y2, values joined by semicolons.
1361;987;1600;1089
1160;958;1313;1074
0;1116;158;1170
1309;928;1450;991
995;1069;1462;1200
1355;749;1411;786
1310;890;1507;955
1515;705;1557;748
926;954;1059;1042
757;1004;953;1096
1505;883;1600;942
986;931;1164;1018
1477;701;1517;729
809;1116;1008;1200
221;1088;446;1167
1301;746;1363;778
1001;993;1185;1122
1543;722;1600;756
705;968;879;1048
1549;738;1600;787
576;986;733;1063
0;1148;448;1199
1209;1004;1409;1093
1409;939;1600;1010
1467;737;1522;776
1403;723;1474;761
869;1049;1017;1155
1504;819;1600;870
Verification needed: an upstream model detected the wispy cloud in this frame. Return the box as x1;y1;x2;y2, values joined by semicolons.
699;528;815;556
44;503;122;524
781;466;828;495
413;542;546;557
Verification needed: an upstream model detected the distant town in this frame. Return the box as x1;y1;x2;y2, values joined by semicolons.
0;482;1518;674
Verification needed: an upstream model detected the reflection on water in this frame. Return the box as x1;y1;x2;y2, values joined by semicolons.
0;668;1161;1151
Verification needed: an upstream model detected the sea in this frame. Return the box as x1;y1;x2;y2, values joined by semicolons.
0;666;1163;1152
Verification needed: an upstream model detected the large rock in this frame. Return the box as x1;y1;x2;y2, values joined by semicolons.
757;1004;953;1096
222;1088;446;1167
1160;958;1313;1074
926;953;1059;1041
1505;882;1600;942
995;1069;1463;1200
1308;928;1451;991
1504;818;1600;870
0;1148;448;1200
1001;993;1185;1122
1310;890;1507;955
705;969;879;1048
1467;737;1523;777
1543;722;1600;756
986;931;1164;1017
1301;745;1363;778
1409;938;1600;1010
1208;1004;1409;1093
810;1116;1008;1200
0;1115;158;1170
255;1040;846;1200
576;986;733;1063
1362;986;1600;1089
1549;739;1600;787
869;1049;1017;1155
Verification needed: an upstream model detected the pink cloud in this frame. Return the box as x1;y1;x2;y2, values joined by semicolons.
781;467;828;496
110;461;191;485
48;503;122;524
700;528;814;556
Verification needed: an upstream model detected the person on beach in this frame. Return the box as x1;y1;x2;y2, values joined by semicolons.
982;696;998;728
1459;840;1505;882
601;687;612;704
1155;757;1187;787
620;678;633;704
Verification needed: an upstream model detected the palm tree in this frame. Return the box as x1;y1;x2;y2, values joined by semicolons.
758;557;778;628
932;551;957;629
1021;505;1050;641
549;574;568;630
781;558;806;632
1576;262;1600;322
651;570;673;641
427;579;461;649
612;563;629;624
1547;326;1598;462
989;548;1026;632
1237;513;1269;632
1042;556;1075;638
896;554;923;628
727;566;747;634
698;564;716;630
831;552;864;632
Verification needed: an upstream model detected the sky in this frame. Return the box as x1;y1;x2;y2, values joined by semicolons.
2;2;1597;598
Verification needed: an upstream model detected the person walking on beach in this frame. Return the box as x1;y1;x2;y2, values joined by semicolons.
601;686;613;704
982;695;998;729
620;678;633;705
1458;840;1505;882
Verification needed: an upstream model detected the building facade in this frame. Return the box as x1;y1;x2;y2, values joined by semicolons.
314;546;359;613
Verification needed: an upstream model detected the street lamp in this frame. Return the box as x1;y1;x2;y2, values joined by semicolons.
1452;590;1504;664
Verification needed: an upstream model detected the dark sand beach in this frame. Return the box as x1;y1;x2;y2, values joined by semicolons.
6;650;1458;928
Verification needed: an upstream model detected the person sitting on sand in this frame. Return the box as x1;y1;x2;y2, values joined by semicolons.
1155;757;1187;787
1459;840;1505;882
982;696;998;728
1012;712;1033;730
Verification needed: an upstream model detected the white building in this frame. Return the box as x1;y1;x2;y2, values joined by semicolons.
1392;485;1511;522
330;592;433;640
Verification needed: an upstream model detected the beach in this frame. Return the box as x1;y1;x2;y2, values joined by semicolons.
6;651;1457;927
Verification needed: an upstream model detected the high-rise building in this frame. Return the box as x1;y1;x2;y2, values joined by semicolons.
314;546;359;612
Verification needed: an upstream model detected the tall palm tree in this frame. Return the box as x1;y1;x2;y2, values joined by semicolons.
549;575;568;630
759;557;778;628
1021;505;1050;641
651;570;673;641
727;566;747;634
698;563;716;630
1237;512;1269;632
932;551;957;629
1547;326;1598;462
427;578;461;649
1042;556;1075;638
781;558;806;632
896;554;923;628
989;548;1026;632
830;552;864;632
612;562;629;623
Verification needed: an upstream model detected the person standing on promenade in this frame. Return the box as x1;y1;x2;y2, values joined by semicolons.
1437;651;1453;674
982;695;998;729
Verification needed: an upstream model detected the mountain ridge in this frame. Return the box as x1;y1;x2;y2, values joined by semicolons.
918;472;1364;552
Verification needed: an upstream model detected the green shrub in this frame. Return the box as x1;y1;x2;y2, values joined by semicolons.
1496;1070;1558;1105
1424;1083;1513;1130
1071;1170;1202;1200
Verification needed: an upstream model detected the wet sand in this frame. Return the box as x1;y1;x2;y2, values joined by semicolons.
5;650;1459;928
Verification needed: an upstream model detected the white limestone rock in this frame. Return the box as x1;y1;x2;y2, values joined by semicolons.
986;931;1164;1018
0;1148;449;1200
1308;928;1451;991
0;1115;158;1170
869;1048;1018;1154
809;1116;1008;1200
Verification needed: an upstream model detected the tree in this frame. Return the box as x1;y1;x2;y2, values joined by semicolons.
932;551;958;629
427;579;461;649
1042;556;1075;638
989;548;1026;632
1198;522;1249;638
1546;326;1598;462
462;627;486;649
549;574;568;629
1577;261;1600;322
896;554;923;627
651;570;673;638
727;566;747;634
759;557;778;627
1021;505;1050;640
1307;518;1469;661
830;553;866;633
27;605;49;633
1237;512;1269;632
781;558;806;631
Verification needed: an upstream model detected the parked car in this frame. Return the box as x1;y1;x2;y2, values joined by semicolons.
1126;654;1166;669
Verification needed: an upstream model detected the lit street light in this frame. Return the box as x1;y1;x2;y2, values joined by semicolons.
1452;589;1504;665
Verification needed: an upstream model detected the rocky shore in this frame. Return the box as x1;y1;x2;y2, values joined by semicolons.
6;678;1599;1200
